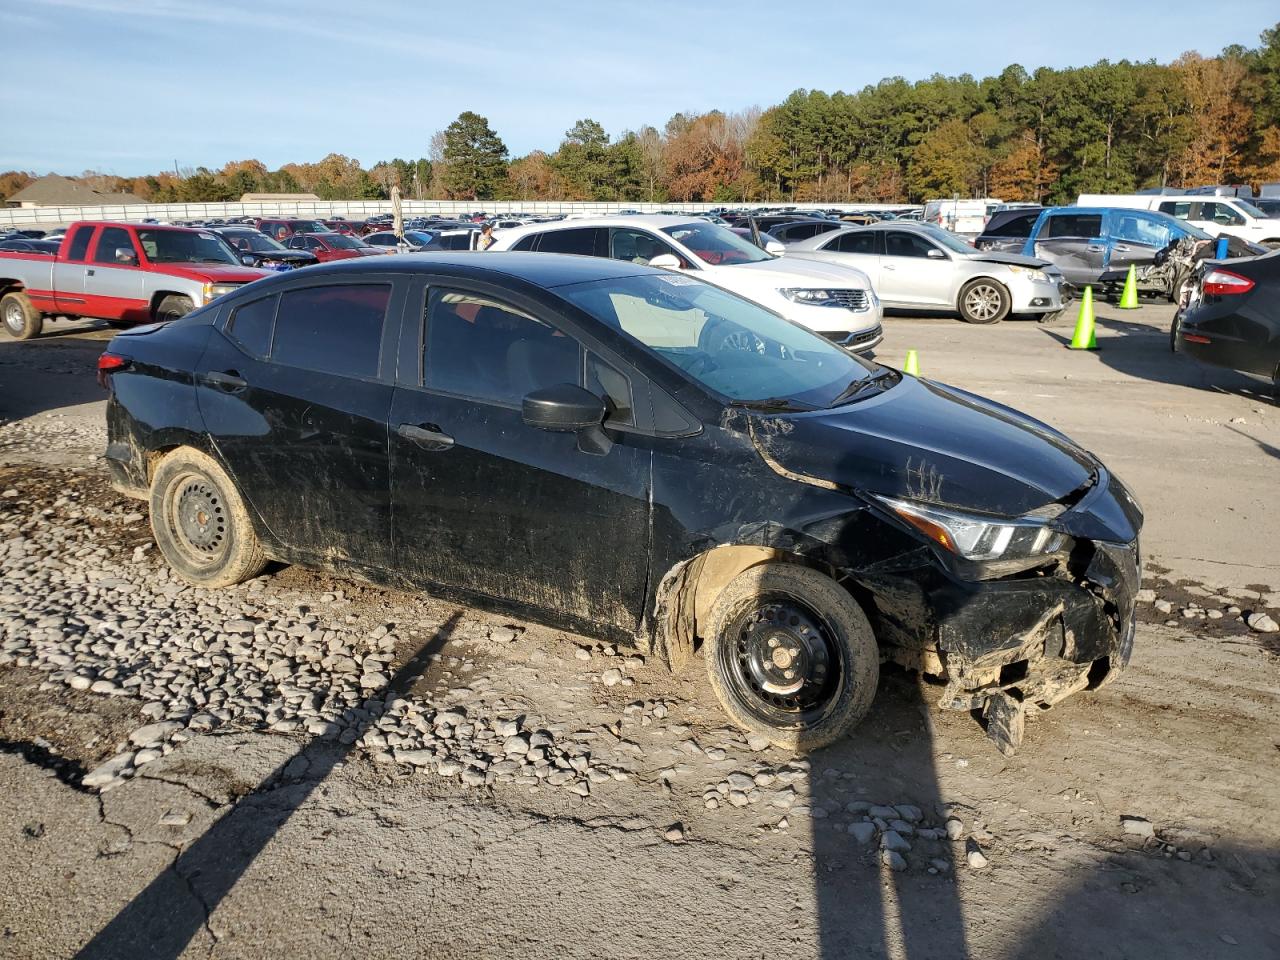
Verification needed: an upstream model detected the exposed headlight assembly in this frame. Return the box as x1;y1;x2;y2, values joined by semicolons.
873;495;1068;573
779;287;843;306
1005;265;1049;283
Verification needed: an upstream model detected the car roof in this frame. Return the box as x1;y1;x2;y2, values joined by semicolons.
236;251;665;289
497;214;706;243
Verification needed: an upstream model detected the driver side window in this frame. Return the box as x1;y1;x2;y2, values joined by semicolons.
608;228;686;267
884;232;939;258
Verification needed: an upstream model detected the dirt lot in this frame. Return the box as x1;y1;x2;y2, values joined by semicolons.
0;303;1277;960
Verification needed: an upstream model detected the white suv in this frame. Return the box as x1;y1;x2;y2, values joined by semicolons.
489;215;884;353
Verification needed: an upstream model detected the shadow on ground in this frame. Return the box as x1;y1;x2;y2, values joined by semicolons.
1039;314;1277;407
74;612;462;960
0;332;112;420
808;667;971;958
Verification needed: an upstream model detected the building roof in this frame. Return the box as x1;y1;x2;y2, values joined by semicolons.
239;192;322;202
6;174;144;206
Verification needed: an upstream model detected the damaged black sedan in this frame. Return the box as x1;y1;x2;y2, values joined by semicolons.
99;253;1142;753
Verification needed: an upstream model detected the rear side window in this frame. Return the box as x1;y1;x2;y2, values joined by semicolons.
424;288;580;405
271;283;390;378
510;234;539;252
227;295;277;357
830;231;878;254
536;228;603;256
65;225;93;261
1044;215;1103;239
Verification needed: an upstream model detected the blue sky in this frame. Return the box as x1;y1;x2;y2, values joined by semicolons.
1;0;1275;175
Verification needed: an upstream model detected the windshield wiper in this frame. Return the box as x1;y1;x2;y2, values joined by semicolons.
732;396;814;412
830;370;899;406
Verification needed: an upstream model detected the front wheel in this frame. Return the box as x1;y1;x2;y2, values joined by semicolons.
149;447;268;588
703;563;879;752
1;291;43;340
153;294;194;323
957;279;1010;324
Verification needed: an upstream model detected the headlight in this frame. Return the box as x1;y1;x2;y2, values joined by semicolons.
778;288;845;306
1006;265;1049;283
202;283;241;303
873;496;1067;563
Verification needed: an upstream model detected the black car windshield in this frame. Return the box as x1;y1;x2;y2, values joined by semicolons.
661;222;774;266
557;273;881;407
404;231;435;245
138;230;240;264
229;232;284;252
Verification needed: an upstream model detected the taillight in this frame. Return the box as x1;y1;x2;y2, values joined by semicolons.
1201;268;1255;296
97;352;127;389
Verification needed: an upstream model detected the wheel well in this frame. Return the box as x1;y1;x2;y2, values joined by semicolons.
654;545;857;669
145;444;184;481
149;291;193;316
0;281;25;298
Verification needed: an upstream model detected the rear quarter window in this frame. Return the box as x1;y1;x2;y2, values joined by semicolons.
227;295;277;357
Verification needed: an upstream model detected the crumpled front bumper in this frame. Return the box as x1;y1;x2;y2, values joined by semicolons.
860;471;1142;714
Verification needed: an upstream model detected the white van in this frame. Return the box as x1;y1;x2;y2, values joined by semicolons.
1078;193;1280;248
922;198;1001;238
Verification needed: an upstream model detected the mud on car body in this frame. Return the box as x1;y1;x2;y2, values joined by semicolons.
97;252;1143;754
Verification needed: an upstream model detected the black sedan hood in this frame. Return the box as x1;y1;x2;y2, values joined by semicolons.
749;377;1097;517
252;251;317;263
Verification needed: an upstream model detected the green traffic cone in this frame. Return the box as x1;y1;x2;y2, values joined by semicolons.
903;349;920;375
1119;264;1139;309
1069;286;1097;350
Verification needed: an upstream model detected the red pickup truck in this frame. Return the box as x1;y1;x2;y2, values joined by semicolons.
0;221;272;339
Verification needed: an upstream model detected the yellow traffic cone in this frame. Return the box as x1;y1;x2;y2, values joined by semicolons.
903;349;920;375
1069;287;1097;350
1119;265;1139;309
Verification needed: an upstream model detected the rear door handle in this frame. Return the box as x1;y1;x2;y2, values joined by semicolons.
1113;244;1131;252
87;269;95;276
397;422;454;449
1086;245;1105;252
201;370;247;392
883;264;896;271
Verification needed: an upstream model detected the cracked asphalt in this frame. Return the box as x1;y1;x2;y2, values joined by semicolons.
0;303;1277;960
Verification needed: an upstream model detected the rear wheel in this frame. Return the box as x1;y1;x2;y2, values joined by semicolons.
149;447;268;588
958;279;1010;324
1;292;43;340
153;294;194;323
703;563;879;752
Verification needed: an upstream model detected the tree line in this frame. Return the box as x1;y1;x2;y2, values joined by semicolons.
5;23;1279;207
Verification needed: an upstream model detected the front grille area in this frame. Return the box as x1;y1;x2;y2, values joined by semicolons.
827;289;868;310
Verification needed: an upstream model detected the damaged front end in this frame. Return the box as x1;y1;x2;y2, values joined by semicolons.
857;469;1142;755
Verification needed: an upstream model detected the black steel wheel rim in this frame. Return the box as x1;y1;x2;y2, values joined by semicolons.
718;593;845;730
168;473;228;565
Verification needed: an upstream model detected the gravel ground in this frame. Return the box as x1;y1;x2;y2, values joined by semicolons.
0;307;1277;959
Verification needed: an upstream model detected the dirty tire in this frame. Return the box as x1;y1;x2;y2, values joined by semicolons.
149;447;267;588
957;278;1011;324
703;563;879;752
154;294;194;323
1;291;43;340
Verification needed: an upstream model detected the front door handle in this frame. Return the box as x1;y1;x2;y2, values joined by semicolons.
1086;244;1105;252
1113;244;1131;252
201;370;247;392
87;269;95;276
882;264;896;271
397;422;454;449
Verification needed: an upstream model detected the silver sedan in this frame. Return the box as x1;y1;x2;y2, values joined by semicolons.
786;222;1068;323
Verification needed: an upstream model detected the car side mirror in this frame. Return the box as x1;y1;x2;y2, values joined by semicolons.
927;248;946;259
241;254;257;266
765;240;785;255
522;383;612;455
648;253;682;270
115;247;138;265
